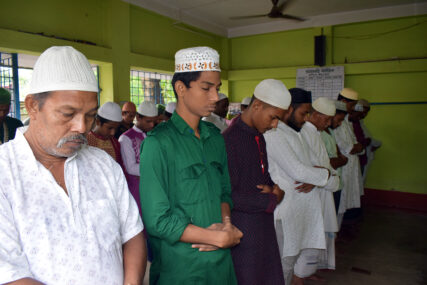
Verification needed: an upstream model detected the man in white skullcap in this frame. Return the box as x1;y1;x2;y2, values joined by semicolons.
0;46;146;285
240;96;251;112
320;101;349;229
265;88;335;285
164;101;176;120
140;47;242;285
119;100;158;216
358;99;382;181
333;88;365;228
87;101;123;167
223;79;288;285
203;92;229;132
300;98;340;275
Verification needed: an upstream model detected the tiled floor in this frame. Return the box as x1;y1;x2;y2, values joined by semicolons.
143;206;427;285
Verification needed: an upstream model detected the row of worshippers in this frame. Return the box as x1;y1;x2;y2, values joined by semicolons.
0;44;381;285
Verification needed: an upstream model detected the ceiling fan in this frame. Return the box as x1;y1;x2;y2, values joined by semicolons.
230;0;305;21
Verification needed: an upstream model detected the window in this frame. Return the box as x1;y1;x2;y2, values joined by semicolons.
0;53;18;118
130;70;175;106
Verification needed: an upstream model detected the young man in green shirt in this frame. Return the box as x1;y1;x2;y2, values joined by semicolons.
140;47;242;285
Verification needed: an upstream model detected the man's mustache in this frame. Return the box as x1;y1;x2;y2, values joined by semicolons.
57;134;88;148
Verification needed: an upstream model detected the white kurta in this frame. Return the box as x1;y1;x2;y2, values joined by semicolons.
301;122;340;233
202;113;228;133
332;115;364;213
265;122;330;258
360;119;382;181
119;125;146;176
0;129;143;285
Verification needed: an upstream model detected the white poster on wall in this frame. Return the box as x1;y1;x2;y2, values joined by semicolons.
296;66;344;101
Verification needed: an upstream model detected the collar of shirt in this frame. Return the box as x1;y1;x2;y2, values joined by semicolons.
170;111;211;140
234;116;261;136
132;125;144;134
210;112;224;122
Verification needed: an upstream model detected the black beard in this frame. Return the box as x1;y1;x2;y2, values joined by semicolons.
287;111;302;132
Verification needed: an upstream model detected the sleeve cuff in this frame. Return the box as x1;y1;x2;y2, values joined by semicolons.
163;216;191;245
265;193;277;213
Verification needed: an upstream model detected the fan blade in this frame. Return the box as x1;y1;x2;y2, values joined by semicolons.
230;14;268;20
271;0;279;7
278;0;295;13
279;14;305;21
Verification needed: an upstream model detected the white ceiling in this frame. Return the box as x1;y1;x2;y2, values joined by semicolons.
124;0;427;37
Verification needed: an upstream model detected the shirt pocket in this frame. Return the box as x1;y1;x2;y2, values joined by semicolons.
84;199;121;252
176;162;207;204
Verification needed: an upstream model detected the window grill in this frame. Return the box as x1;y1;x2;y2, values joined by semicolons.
130;70;175;106
0;53;18;118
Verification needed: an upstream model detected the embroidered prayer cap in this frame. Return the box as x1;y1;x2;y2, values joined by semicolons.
339;88;358;101
97;102;122;122
289;88;312;103
0;88;11;104
175;46;220;73
29;46;98;95
359;99;370;107
335;100;348;112
354;102;364;112
253;79;291;110
165;102;176;113
218;93;228;101
138;101;158;117
241;97;251;106
312;97;336;116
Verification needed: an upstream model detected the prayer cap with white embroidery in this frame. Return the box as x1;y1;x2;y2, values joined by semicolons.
359;99;370;107
253;79;291;110
165;102;176;114
335;100;348;112
29;46;98;95
339;88;358;100
218;93;228;101
241;97;251;106
97;102;122;122
175;47;220;73
312;97;336;116
138;101;158;117
354;102;364;112
0;88;11;104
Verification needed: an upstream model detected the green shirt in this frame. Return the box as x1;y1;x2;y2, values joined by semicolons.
140;112;237;285
321;129;343;189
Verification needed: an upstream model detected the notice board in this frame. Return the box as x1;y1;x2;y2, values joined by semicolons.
296;66;344;101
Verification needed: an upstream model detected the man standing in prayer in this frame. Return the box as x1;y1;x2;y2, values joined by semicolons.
140;46;242;285
300;97;340;272
203;92;229;132
223;79;288;285
119;101;158;215
350;102;370;174
333;88;365;226
0;46;145;285
358;99;382;181
320;101;349;216
265;88;335;285
87;101;123;167
115;101;137;138
0;88;23;144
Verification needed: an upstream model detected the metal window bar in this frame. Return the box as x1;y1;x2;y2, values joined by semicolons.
0;52;19;119
130;70;175;106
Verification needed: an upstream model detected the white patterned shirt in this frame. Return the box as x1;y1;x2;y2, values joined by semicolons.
0;129;144;285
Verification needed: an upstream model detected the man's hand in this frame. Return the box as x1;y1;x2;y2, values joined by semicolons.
257;184;273;193
350;143;364;154
272;184;285;203
295;182;315;193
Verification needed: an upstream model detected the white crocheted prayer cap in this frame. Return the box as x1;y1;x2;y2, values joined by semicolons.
29;46;98;94
335;100;348;112
175;46;220;73
312;97;336;116
354;102;364;112
98;102;122;122
138;101;158;117
241;97;251;105
218;93;228;101
253;79;291;110
165;102;176;113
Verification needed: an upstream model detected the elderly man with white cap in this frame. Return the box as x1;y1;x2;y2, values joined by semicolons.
87;101;124;166
203;92;229;132
265;88;336;285
223;79;288;285
119;100;158;216
0;46;146;285
300;98;340;274
140;47;242;285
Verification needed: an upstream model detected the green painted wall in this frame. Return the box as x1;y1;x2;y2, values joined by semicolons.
228;15;427;194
